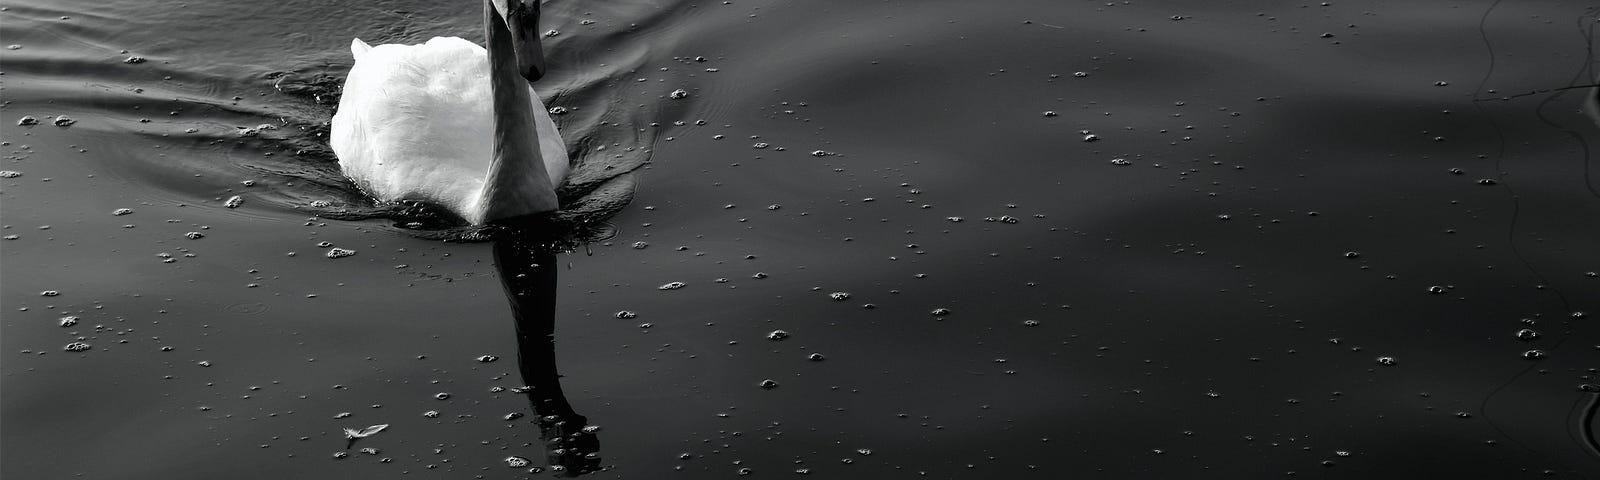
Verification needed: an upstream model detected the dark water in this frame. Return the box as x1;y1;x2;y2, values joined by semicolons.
4;0;1599;478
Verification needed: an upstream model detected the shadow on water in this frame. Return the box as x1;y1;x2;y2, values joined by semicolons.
492;221;601;476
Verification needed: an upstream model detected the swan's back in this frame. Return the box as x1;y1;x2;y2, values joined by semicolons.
331;36;568;224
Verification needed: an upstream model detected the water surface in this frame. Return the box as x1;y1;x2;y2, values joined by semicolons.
3;0;1599;478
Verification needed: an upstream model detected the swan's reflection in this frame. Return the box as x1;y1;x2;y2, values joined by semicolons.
493;230;600;475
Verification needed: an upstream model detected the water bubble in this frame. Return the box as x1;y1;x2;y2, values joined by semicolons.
548;106;568;115
1023;319;1040;327
1109;158;1131;166
1082;134;1099;142
998;215;1019;224
1343;251;1360;259
110;208;134;216
738;467;753;476
476;355;499;363
325;248;356;259
931;308;952;316
52;115;76;127
767;330;790;340
808;353;826;361
434;392;451;400
1515;329;1539;341
359;447;379;455
16;116;38;126
503;412;524;421
184;232;205;239
1375;356;1397;366
58;316;78;327
758;379;779;389
1476;178;1497;185
669;89;689;99
1522;349;1545;360
1042;111;1058;117
659;281;686;290
40;290;59;297
1426;286;1446;294
811;150;834;157
829;292;851;301
856;448;873;456
1074;71;1089;77
615;310;638;319
752;272;768;279
224;196;244;208
753;142;770;149
63;342;91;352
332;451;348;459
632;241;649;249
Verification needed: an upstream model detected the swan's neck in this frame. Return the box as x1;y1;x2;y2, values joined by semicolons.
479;1;558;224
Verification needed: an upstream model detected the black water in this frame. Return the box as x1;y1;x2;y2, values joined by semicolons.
3;0;1599;478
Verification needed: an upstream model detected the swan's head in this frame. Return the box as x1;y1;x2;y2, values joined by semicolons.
490;0;546;82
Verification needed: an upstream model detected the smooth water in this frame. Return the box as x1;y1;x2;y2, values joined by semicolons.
3;0;1599;478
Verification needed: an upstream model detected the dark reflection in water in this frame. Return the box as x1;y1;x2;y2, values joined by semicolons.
492;224;601;476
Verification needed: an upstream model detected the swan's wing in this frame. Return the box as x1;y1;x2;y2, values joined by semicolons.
351;38;373;60
331;37;494;220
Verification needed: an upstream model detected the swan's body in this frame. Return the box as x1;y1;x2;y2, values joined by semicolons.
331;0;565;225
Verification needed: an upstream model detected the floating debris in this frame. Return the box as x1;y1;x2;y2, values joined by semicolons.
112;208;134;216
669;88;689;99
342;424;389;439
184;232;205;239
1376;356;1397;366
658;281;686;290
0;171;22;178
931;308;952;316
548;106;568;115
505;456;531;468
123;56;146;64
632;241;649;249
1109;158;1131;166
767;330;790;340
476;355;499;363
422;410;439;418
224;196;244;208
325;248;356;259
63;342;91;352
58;316;78;327
615;310;637;319
829;292;851;301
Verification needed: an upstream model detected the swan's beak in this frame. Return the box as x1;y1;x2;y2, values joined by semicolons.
502;0;547;82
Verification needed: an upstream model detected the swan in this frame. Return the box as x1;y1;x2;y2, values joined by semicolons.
331;0;568;225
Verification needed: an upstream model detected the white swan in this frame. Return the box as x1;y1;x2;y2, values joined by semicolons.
331;0;568;225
